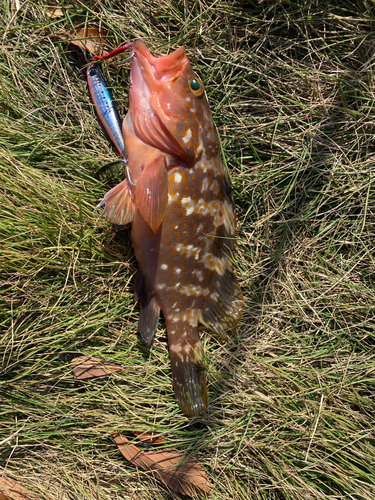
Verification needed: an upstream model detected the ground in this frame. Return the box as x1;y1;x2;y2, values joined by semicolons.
1;1;374;499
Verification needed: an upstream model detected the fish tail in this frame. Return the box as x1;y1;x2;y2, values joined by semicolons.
168;324;208;416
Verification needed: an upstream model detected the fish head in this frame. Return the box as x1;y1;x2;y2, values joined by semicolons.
129;40;214;167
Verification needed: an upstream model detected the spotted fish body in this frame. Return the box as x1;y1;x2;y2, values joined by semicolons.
99;41;242;416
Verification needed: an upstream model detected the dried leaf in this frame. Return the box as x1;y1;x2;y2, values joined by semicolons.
131;431;163;444
0;477;34;500
45;7;64;18
114;435;212;497
10;0;21;16
71;356;123;380
57;27;109;57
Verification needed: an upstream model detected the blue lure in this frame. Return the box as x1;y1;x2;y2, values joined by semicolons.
87;64;125;158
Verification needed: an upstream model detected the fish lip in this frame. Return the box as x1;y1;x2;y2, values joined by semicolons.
133;40;188;81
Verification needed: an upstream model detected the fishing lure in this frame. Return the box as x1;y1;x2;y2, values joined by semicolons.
87;63;126;158
87;49;136;186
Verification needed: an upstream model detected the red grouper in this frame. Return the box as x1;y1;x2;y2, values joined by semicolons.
97;40;243;416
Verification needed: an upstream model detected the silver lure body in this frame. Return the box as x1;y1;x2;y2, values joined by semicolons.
87;64;125;158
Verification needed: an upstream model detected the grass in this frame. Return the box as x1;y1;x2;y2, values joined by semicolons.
1;0;375;498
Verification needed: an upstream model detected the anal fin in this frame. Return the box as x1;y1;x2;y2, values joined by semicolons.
135;272;160;346
139;296;160;346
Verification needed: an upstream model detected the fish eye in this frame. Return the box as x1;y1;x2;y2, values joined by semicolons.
189;78;204;96
88;67;98;77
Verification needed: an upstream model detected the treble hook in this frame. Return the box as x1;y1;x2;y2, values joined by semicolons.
125;162;136;187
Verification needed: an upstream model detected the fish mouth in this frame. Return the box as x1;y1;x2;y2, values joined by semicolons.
133;40;188;82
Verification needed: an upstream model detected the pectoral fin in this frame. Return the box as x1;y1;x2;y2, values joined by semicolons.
96;178;135;225
135;155;168;233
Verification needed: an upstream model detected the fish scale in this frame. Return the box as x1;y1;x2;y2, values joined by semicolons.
98;40;242;416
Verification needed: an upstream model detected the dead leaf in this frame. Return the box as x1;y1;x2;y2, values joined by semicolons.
56;27;109;57
0;477;34;500
10;0;21;17
71;356;123;380
114;435;212;497
131;431;163;444
45;7;64;18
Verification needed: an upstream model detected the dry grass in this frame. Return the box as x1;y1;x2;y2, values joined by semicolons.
1;0;375;499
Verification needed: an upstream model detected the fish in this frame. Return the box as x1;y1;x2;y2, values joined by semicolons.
97;40;243;416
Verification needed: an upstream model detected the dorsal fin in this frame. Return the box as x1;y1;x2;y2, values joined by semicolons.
201;264;243;337
201;224;243;337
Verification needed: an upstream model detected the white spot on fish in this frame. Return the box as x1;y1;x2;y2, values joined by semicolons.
200;162;216;173
202;178;209;191
174;172;182;183
182;128;192;143
201;252;226;275
211;179;219;195
181;196;192;205
168;192;179;203
161;264;168;270
181;196;196;216
175;244;200;259
180;285;209;297
175;268;181;275
192;269;204;282
170;344;185;362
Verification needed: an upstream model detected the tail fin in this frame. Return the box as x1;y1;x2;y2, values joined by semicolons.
168;326;208;417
